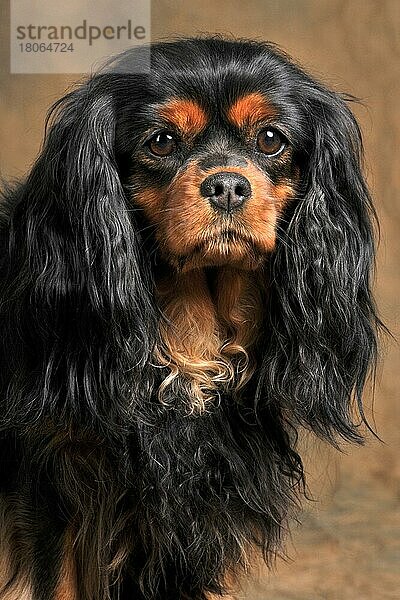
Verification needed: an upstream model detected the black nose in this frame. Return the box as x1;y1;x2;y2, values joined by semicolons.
200;172;251;213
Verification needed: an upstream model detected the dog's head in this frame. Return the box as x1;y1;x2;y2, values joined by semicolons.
1;37;379;442
121;41;300;273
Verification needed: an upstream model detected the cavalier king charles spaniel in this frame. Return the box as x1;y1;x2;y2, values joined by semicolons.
0;37;380;600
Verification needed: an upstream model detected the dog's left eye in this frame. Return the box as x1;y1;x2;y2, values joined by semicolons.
147;131;177;157
257;128;286;156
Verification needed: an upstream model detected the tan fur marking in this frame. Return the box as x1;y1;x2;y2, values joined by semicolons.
273;180;297;208
156;268;224;412
155;267;265;412
54;530;77;600
205;545;264;600
162;161;289;272
204;566;245;599
131;159;295;273
158;99;208;136
227;92;277;128
0;498;34;600
215;267;265;390
136;187;164;215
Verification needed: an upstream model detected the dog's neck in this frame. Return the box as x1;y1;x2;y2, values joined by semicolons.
154;265;266;412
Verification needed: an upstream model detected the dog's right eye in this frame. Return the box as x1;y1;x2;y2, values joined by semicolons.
147;131;177;157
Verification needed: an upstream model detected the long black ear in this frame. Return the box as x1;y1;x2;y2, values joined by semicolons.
0;78;157;433
259;88;380;443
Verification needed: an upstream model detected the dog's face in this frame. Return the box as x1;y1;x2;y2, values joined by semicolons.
122;45;301;272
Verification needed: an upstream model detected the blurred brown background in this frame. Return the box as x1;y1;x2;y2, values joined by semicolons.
0;1;399;598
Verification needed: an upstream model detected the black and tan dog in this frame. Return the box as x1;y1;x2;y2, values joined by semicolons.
0;37;380;599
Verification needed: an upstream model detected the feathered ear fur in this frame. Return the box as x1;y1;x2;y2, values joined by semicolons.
259;88;380;443
0;78;157;433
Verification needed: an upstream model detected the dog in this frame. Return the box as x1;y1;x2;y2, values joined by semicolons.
0;36;380;600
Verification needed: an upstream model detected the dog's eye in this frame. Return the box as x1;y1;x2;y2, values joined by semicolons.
147;131;177;157
257;128;286;156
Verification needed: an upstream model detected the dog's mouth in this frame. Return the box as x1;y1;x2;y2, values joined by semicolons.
199;227;256;249
174;226;267;271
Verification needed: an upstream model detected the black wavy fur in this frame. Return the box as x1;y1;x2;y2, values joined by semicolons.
0;37;380;599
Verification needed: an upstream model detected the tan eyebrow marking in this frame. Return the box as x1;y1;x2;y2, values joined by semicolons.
227;92;277;127
158;99;208;136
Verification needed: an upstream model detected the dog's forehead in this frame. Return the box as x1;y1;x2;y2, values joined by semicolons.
139;42;291;133
151;90;278;136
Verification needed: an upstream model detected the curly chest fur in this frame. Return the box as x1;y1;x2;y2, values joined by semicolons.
155;266;266;412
